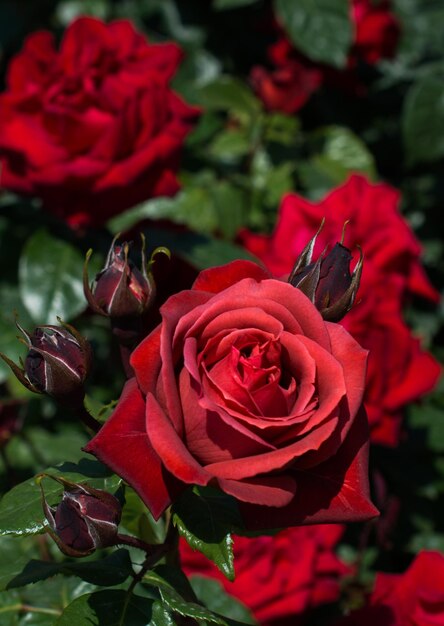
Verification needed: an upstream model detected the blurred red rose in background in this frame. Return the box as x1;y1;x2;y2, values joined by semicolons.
86;259;377;530
251;0;399;113
181;525;350;626
336;551;444;625
241;175;441;445
0;17;199;228
352;0;400;64
250;38;323;114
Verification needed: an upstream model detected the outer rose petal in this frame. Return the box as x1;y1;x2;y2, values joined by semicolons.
84;378;179;519
145;393;211;487
192;259;271;294
239;406;378;530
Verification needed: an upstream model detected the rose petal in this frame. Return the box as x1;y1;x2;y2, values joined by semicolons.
180;367;275;465
192;260;271;294
146;393;211;487
218;474;297;507
238;406;379;529
84;378;176;519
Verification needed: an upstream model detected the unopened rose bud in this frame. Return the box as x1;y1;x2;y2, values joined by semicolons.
0;320;91;405
41;476;122;558
289;220;363;322
84;234;167;321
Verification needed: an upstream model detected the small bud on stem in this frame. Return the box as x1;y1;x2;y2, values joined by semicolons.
84;235;170;375
40;475;122;558
0;319;91;407
289;220;363;322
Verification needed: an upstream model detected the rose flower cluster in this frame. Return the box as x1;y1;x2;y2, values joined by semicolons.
180;525;350;625
0;6;441;626
251;0;400;114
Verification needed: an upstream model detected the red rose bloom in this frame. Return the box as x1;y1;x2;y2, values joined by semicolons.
241;175;441;445
181;525;349;625
342;279;441;446
250;38;323;115
352;0;400;64
337;551;444;626
85;259;377;529
0;17;199;228
251;1;399;113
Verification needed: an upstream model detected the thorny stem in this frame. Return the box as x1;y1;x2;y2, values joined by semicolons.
118;524;180;625
116;533;159;555
117;521;179;569
75;402;101;433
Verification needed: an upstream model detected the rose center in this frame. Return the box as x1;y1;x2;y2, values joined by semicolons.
204;333;298;418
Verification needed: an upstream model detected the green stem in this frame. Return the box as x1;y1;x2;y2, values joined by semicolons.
0;604;61;616
118;517;181;624
75;402;101;433
116;533;158;554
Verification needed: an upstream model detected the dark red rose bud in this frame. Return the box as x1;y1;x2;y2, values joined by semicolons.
289;220;363;322
84;234;167;321
0;320;91;405
41;476;121;558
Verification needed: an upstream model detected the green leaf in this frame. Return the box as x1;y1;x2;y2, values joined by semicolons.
264;163;295;208
403;76;444;165
145;567;251;626
264;113;300;145
318;126;376;177
0;573;96;625
121;487;167;545
19;229;86;323
210;182;249;241
275;0;352;68
4;549;133;591
209;130;251;163
150;601;178;626
107;189;219;237
0;476;53;537
190;577;257;624
55;590;153;626
298;126;376;198
393;0;444;65
172;487;243;581
196;77;261;118
0;459;118;537
173;48;221;104
186;112;225;148
213;0;259;9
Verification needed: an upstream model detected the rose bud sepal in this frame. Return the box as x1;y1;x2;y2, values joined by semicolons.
289;221;363;322
39;475;122;558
